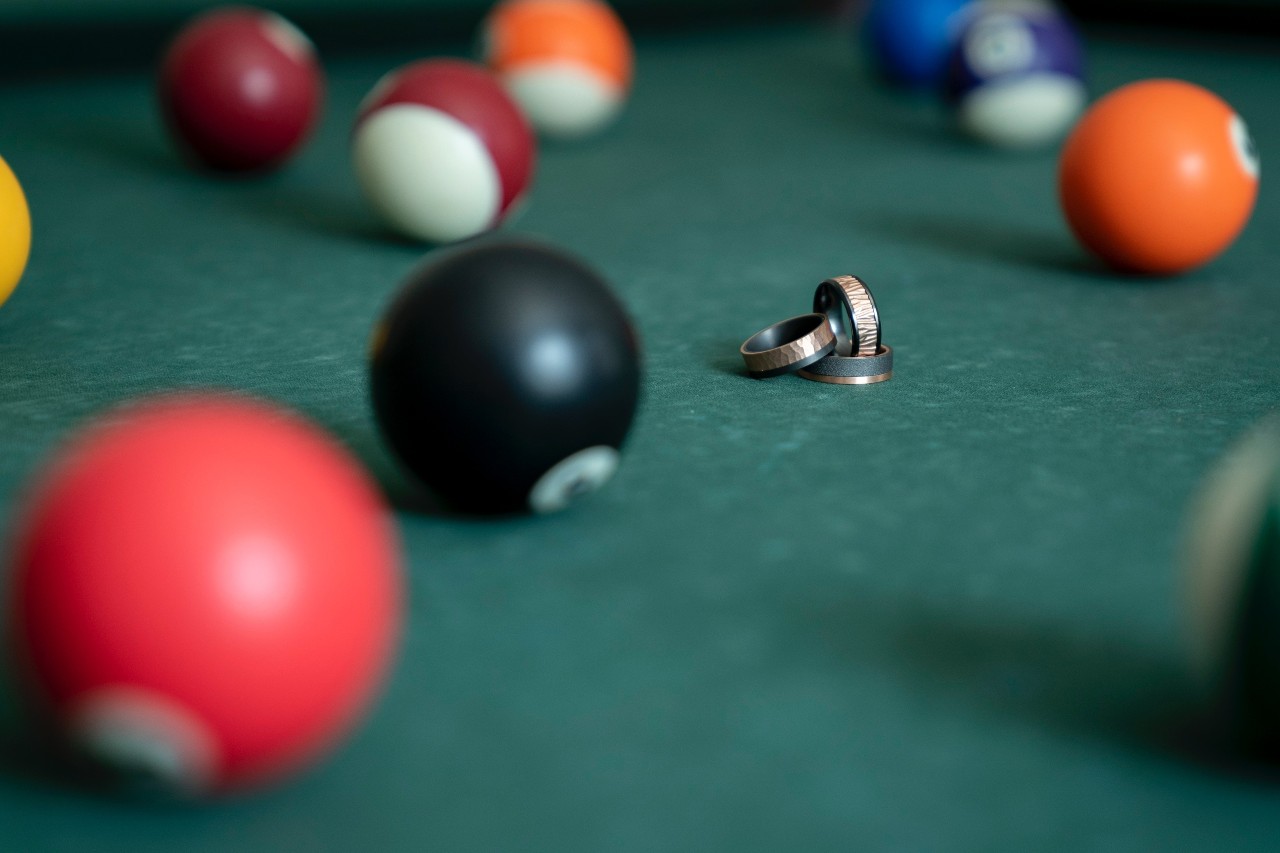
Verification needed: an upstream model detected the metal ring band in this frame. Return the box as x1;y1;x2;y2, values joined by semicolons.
797;345;893;385
739;313;837;378
813;275;881;357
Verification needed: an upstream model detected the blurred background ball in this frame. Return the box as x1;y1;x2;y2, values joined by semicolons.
0;153;30;309
157;6;324;172
945;1;1085;148
353;59;536;243
481;0;634;139
863;0;974;89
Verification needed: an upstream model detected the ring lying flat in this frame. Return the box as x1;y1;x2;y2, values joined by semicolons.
797;345;893;385
814;275;881;357
740;313;837;378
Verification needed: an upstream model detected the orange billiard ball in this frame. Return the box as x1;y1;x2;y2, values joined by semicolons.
481;0;633;139
1059;79;1259;275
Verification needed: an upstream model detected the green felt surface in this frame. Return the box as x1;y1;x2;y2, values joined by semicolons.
1;20;1279;852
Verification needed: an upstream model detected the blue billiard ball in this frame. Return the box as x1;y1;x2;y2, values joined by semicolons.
944;2;1086;148
864;0;975;89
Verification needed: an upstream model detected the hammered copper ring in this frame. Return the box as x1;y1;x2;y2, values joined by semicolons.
740;313;837;378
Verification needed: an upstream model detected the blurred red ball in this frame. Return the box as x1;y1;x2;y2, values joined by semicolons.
8;394;402;795
158;7;324;171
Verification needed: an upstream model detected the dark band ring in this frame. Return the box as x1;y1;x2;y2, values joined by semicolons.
814;275;881;357
797;345;893;385
740;313;837;378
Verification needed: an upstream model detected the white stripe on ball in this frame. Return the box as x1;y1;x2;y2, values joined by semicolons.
353;104;502;243
505;61;624;139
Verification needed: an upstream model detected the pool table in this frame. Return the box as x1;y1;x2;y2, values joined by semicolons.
1;5;1279;850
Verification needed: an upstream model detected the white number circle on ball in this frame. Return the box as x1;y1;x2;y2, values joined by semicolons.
528;445;621;514
1230;113;1260;180
966;15;1035;78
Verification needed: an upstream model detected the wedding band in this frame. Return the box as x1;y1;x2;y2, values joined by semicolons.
740;313;837;378
814;275;881;357
797;345;893;385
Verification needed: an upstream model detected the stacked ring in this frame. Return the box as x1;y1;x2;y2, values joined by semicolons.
814;275;881;357
797;345;893;385
742;275;892;385
739;313;837;378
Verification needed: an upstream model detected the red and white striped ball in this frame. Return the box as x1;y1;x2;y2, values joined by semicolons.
481;0;633;139
353;59;536;244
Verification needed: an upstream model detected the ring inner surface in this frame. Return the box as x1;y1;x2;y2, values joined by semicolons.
745;314;822;353
814;283;852;356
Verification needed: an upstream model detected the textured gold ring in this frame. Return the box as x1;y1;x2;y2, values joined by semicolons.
740;313;837;378
814;275;881;357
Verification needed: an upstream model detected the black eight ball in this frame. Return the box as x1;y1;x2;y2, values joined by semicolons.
370;240;642;514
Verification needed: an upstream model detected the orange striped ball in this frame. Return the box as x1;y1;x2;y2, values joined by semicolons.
482;0;633;139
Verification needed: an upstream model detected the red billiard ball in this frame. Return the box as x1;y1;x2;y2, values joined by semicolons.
158;7;325;172
353;59;536;243
7;395;402;795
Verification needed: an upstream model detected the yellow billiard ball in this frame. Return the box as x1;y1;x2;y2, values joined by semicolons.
0;154;31;308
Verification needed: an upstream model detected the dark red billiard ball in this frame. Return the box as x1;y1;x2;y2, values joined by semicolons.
370;240;641;514
7;395;402;795
158;7;324;172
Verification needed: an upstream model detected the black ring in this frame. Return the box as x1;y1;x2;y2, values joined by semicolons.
797;345;893;384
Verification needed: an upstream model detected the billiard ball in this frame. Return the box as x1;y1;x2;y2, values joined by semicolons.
370;240;641;515
863;0;974;89
1185;419;1280;752
480;0;634;139
0;153;30;309
1059;79;1259;275
158;7;324;172
7;395;402;795
944;2;1085;148
353;59;536;244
